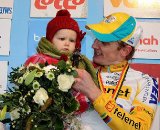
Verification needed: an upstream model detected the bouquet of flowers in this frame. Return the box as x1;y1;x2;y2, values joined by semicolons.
0;59;80;130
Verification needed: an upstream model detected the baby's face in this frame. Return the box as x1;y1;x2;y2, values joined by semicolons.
51;29;77;53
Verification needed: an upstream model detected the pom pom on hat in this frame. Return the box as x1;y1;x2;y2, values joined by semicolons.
46;9;85;50
56;9;71;17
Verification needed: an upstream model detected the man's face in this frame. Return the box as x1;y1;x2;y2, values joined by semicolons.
92;39;124;66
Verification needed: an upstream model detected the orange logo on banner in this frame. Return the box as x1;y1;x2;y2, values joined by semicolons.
35;0;85;10
110;0;138;8
140;35;159;45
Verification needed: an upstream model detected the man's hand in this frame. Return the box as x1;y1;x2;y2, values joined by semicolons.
72;69;102;102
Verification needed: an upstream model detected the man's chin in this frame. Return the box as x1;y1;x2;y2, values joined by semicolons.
93;58;110;66
93;58;102;65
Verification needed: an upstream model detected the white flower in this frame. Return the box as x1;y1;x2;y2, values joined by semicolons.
31;90;34;93
43;65;57;73
33;88;49;106
66;61;70;65
27;63;41;70
19;96;24;106
72;67;75;70
68;69;71;72
18;66;25;72
70;65;72;68
25;105;31;114
32;81;40;90
10;108;20;120
35;72;43;77
18;77;24;84
57;74;75;92
45;72;55;80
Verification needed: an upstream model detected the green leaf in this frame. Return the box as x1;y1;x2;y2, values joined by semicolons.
24;69;37;86
1;118;11;124
71;70;78;77
55;117;64;130
64;99;79;114
32;126;48;130
0;94;3;101
57;60;66;71
0;105;7;121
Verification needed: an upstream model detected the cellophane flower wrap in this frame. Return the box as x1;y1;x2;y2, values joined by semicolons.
0;59;80;130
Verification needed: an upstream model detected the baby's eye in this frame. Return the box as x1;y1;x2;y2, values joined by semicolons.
59;37;65;41
70;39;76;42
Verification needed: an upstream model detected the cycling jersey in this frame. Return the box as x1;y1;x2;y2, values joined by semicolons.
80;61;158;130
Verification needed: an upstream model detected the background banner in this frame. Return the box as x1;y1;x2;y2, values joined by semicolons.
0;0;14;19
0;61;8;94
104;0;160;18
133;21;160;59
0;19;11;55
30;0;87;18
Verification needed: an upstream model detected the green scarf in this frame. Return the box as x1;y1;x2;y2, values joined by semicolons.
37;37;98;86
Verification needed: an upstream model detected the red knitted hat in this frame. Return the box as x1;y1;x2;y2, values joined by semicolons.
46;9;86;50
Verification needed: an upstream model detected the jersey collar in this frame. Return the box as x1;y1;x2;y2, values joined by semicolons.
101;61;128;72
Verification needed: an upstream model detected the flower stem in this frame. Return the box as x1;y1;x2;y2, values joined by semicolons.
41;97;53;112
25;115;33;130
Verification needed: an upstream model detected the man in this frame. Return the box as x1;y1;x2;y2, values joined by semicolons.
72;12;158;130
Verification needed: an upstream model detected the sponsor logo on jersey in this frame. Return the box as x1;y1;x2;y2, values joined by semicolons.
105;100;115;112
130;106;153;120
142;74;152;103
114;108;141;129
104;86;131;100
149;78;158;104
